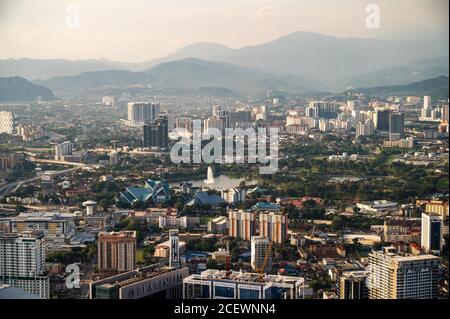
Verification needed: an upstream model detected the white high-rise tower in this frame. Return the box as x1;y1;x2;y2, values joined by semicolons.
169;229;180;269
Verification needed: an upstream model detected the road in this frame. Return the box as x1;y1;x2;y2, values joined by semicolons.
0;166;82;200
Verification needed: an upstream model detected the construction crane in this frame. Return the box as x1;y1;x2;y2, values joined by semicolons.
254;242;273;281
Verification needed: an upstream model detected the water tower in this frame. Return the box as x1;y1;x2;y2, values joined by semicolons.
82;200;97;216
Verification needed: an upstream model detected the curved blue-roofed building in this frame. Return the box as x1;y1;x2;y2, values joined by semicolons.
118;179;171;206
251;202;281;212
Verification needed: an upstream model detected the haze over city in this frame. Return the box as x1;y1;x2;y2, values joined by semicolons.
0;0;449;62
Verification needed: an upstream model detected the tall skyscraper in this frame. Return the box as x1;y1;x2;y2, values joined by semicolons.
127;102;160;125
374;109;390;131
389;112;404;140
97;231;136;278
0;111;15;134
0;231;49;299
367;247;439;299
259;212;288;244
228;210;257;241
339;271;368;299
251;236;272;272
421;213;443;253
421;96;432;119
143;116;168;150
169;229;180;269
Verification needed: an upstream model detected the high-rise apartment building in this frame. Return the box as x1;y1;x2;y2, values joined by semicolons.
421;96;432;119
251;236;272;272
259;212;288;244
228;210;257;241
421;213;443;253
0;231;49;299
356;119;374;137
307;101;336;119
54;141;73;160
97;231;137;278
127;102;160;125
367;247;439;299
0;111;15;134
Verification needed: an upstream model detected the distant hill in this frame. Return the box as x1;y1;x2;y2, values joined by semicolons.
338;57;449;91
0;76;56;101
348;76;449;99
1;32;448;92
0;58;125;80
37;58;319;94
36;70;148;90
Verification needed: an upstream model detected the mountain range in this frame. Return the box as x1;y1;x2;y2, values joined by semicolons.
349;76;449;100
0;76;56;102
0;32;448;94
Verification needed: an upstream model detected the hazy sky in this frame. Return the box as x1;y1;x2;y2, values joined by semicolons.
0;0;448;62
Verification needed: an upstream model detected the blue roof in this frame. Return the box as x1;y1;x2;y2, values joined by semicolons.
119;179;171;205
187;191;225;206
252;202;281;211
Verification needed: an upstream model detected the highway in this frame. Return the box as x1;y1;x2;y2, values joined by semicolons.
0;166;82;200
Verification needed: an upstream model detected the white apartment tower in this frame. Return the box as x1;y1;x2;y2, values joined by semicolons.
127;102;160;125
54;141;73;160
367;247;439;299
251;236;272;272
0;231;49;299
0;111;15;134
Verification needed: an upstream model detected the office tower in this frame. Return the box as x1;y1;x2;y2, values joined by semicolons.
374;109;390;131
338;271;368;299
54;141;73;160
421;213;443;253
0;231;49;299
356;119;374;137
389;112;404;140
97;231;136;278
251;236;272;272
259;212;288;244
228;210;257;241
169;229;180;269
367;247;439;299
127;102;160;125
0;111;15;134
143;116;168;150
